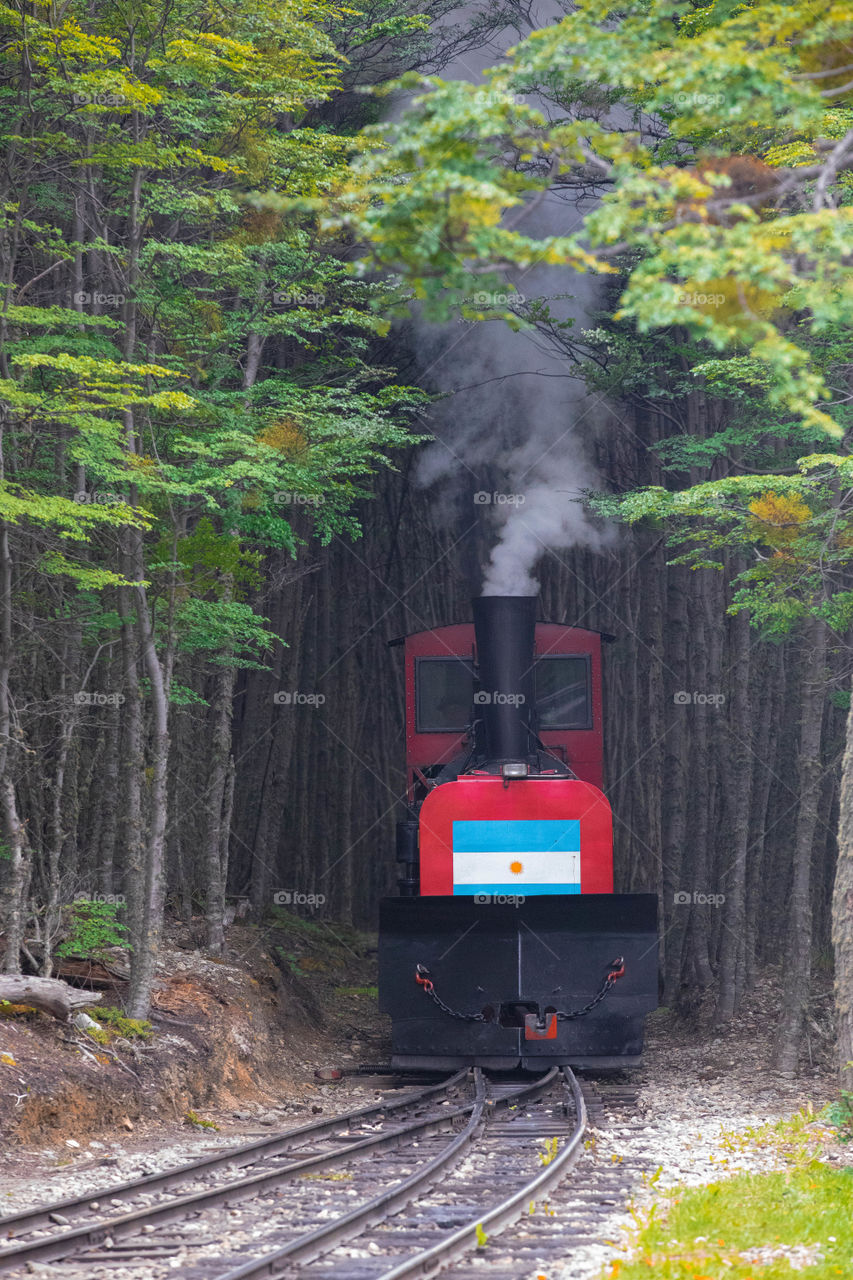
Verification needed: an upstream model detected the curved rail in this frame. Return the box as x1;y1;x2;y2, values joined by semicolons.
376;1066;587;1279
0;1070;471;1273
0;1067;589;1279
217;1067;562;1280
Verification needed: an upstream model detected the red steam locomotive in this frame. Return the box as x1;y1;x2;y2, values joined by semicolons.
378;596;658;1070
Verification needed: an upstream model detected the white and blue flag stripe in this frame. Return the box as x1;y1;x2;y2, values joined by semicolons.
452;819;580;896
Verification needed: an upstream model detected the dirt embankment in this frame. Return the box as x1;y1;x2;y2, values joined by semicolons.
0;915;387;1152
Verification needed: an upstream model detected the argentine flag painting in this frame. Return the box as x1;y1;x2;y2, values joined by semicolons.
452;819;581;896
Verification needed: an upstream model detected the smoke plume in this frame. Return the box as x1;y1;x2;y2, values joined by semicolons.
412;244;613;596
408;4;614;596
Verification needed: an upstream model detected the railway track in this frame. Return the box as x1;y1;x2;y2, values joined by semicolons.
0;1067;613;1279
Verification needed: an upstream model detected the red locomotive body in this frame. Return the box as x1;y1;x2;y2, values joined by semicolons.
379;597;658;1070
402;623;606;791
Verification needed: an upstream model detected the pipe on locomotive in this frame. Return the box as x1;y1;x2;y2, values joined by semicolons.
471;595;537;766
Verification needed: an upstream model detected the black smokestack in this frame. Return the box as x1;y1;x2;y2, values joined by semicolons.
472;595;536;763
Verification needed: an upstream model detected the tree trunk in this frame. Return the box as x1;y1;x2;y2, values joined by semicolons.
204;664;236;953
662;565;689;1004
0;775;29;974
716;604;751;1021
832;678;853;1092
117;579;144;962
126;580;170;1019
686;582;715;990
42;622;82;976
773;618;827;1072
97;695;121;896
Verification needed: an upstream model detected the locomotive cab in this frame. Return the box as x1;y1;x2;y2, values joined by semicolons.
379;597;658;1070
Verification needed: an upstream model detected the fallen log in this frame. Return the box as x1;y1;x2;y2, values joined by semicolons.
52;957;128;988
0;975;103;1022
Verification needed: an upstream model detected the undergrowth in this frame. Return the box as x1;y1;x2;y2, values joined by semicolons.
85;1006;152;1043
605;1164;853;1279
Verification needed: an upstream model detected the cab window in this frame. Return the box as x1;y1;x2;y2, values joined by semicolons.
414;653;592;733
535;655;592;729
415;657;475;731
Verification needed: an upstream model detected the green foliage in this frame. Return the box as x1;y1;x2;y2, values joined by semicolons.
269;909;324;936
154;520;262;595
0;0;426;700
825;1093;853;1143
344;0;853;433
611;1163;853;1279
591;453;853;638
56;899;130;961
317;0;853;644
277;947;309;976
174;599;276;670
718;1104;839;1166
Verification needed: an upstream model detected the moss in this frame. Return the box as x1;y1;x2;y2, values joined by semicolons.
0;1000;41;1020
85;1026;112;1045
94;1007;153;1039
184;1110;219;1130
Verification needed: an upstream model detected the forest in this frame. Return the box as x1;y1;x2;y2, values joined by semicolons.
0;0;852;1089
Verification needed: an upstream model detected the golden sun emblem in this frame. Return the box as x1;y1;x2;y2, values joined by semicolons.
509;860;523;876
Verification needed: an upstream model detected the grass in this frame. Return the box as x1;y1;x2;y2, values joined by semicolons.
606;1164;853;1279
266;908;374;955
718;1105;839;1164
267;910;376;982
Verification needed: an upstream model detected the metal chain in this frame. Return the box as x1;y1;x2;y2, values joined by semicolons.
555;958;625;1021
415;965;486;1021
414;958;625;1024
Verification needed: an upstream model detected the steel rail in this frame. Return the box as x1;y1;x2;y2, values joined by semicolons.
0;1073;473;1273
217;1067;561;1280
0;1069;468;1240
375;1066;588;1280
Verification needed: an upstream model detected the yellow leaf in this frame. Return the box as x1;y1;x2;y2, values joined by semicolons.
257;418;308;456
748;491;812;547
